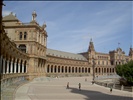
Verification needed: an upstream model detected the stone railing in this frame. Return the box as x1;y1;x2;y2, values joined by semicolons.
94;81;133;92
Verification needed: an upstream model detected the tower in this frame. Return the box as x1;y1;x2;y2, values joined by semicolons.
88;38;95;64
129;45;133;60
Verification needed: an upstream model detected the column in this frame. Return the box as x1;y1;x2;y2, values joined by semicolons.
14;61;17;73
45;37;47;47
6;60;9;74
22;62;24;73
18;61;20;73
43;35;44;45
40;33;41;44
49;65;51;73
26;63;27;73
10;60;13;73
3;59;5;74
0;56;2;73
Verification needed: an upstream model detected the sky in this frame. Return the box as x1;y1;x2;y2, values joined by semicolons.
2;1;133;55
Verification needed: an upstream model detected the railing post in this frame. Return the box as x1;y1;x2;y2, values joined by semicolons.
121;85;124;91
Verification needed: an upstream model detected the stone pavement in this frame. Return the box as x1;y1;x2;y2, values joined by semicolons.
1;80;29;100
14;76;133;100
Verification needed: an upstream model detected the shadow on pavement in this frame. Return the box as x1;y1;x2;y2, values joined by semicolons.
69;87;132;100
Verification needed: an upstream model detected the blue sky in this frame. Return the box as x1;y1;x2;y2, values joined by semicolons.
2;1;133;55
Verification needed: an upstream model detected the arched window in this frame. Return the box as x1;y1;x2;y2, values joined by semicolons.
19;32;22;40
65;66;67;73
24;32;27;40
47;65;49;73
19;44;26;53
54;66;57;73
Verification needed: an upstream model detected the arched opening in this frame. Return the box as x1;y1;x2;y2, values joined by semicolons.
75;67;77;73
20;60;23;73
58;66;60;73
72;67;74;73
51;65;53;73
82;68;84;73
19;44;26;53
88;68;90;73
79;67;81;73
69;67;71;73
62;66;64;73
95;68;97;73
104;68;106;73
65;66;67;73
24;61;26;73
110;68;112;73
16;59;19;73
99;68;100;73
85;68;87;73
54;65;57;73
19;32;22;40
24;32;27;40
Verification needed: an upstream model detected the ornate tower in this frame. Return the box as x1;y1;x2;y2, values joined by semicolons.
129;46;133;60
88;38;96;64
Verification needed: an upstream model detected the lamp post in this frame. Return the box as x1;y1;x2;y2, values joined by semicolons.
92;57;95;81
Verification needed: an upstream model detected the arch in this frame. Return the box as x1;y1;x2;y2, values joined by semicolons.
62;66;64;73
95;68;97;73
19;44;26;53
79;67;81;73
65;66;67;73
88;68;90;73
112;68;114;73
72;67;74;73
16;59;19;73
24;32;27;40
82;67;84;73
107;68;109;73
58;66;60;73
69;67;71;73
19;32;22;40
75;67;77;73
51;65;53;73
54;65;57;73
99;68;100;73
104;68;106;73
20;60;23;73
110;68;112;73
24;60;27;73
85;68;87;73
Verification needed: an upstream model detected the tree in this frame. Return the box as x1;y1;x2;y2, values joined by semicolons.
116;60;133;85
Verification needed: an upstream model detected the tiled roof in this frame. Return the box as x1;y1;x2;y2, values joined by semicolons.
3;13;19;21
46;48;87;61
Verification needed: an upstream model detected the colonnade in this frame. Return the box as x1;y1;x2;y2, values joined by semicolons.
46;64;91;74
95;67;115;75
0;55;27;74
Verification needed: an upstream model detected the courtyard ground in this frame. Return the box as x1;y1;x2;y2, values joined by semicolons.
14;76;133;100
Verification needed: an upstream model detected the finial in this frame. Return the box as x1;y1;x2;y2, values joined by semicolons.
130;44;132;48
32;10;37;21
90;38;92;42
10;12;13;15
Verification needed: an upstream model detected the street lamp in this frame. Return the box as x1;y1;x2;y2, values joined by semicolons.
92;57;95;81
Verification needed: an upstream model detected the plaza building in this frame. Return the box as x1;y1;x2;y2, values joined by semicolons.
2;11;133;79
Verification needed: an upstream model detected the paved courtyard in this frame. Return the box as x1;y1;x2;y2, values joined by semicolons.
14;76;133;100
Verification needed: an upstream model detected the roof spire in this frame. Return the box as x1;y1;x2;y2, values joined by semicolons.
32;10;37;21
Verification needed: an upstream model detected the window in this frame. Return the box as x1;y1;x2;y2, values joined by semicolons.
24;32;27;40
19;32;22;40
